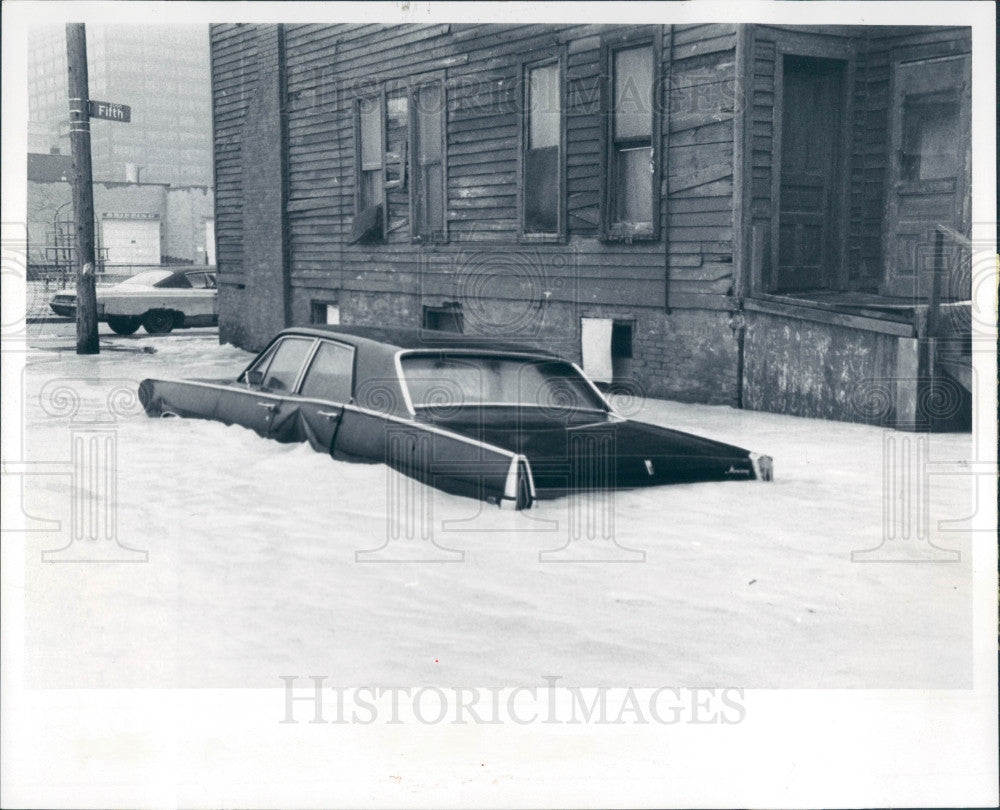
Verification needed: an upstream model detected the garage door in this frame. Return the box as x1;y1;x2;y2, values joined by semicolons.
101;218;161;265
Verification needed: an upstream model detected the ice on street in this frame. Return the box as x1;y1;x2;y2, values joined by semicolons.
19;327;974;689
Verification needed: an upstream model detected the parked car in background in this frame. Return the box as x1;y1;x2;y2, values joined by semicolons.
139;326;773;509
49;268;218;335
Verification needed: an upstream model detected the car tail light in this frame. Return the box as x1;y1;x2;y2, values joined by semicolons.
750;452;774;482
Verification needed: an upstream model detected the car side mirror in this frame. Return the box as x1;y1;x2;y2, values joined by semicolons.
246;370;264;387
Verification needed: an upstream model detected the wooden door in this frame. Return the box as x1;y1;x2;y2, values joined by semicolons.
772;55;845;293
883;55;971;299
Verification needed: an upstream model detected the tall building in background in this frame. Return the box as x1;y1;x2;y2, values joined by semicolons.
28;24;212;186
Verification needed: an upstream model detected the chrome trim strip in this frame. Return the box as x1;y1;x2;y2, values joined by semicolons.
291;338;321;394
146;377;520;460
568;361;620;417
393;350;417;416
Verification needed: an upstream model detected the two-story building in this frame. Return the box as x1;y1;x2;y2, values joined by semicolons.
209;23;973;428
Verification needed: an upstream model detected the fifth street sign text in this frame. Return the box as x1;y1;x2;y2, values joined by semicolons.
88;100;131;122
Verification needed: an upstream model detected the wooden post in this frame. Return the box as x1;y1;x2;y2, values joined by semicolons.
65;23;99;355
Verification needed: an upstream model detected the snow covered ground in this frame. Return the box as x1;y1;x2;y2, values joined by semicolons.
18;324;975;689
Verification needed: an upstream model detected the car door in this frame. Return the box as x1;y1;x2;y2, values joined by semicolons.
269;338;355;451
181;270;219;324
216;336;316;437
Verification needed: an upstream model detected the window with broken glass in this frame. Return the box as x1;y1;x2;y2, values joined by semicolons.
602;36;661;241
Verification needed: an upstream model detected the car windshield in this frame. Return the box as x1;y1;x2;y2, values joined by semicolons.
400;353;607;413
120;270;178;287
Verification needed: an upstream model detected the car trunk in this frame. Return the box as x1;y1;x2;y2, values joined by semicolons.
419;407;756;494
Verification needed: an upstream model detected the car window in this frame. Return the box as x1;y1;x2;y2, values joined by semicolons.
400;354;607;412
122;270;174;286
153;272;193;289
260;338;315;392
299;340;354;402
185;272;217;289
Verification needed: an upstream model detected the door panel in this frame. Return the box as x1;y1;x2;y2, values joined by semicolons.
772;55;845;293
883;55;970;299
217;337;314;437
274;338;355;451
215;387;282;437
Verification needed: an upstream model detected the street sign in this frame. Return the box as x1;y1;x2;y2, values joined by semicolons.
88;100;131;123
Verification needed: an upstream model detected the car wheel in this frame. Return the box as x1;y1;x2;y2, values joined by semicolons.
107;316;141;335
142;310;174;335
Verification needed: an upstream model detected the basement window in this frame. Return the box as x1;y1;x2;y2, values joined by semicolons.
310;299;341;325
581;317;634;385
423;303;463;333
611;321;633;382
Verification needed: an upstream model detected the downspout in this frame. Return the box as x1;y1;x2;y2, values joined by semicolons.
277;23;293;327
663;24;674;313
731;24;752;409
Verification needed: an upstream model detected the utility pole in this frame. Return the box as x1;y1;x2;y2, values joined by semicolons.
65;23;99;354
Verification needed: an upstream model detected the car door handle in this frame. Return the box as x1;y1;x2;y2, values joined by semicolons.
257;402;277;411
317;410;340;419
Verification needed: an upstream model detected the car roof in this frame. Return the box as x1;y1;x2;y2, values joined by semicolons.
276;325;561;358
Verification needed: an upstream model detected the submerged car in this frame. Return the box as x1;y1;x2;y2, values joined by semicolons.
138;326;773;509
49;268;218;335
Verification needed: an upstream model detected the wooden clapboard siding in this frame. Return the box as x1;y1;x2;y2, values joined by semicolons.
212;23;750;313
665;25;738;299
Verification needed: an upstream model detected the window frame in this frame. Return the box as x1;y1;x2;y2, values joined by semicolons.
250;336;318;393
297;338;357;403
518;49;567;242
353;90;388;240
309;298;341;325
408;77;449;244
600;30;663;243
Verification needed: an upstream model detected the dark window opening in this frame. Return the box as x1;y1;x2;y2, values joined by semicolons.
385;90;409;190
423;303;464;333
522;60;562;236
310;299;340;325
611;321;633;382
